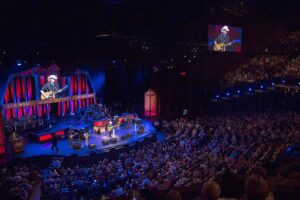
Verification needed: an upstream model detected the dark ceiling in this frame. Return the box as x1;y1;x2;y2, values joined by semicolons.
0;0;299;66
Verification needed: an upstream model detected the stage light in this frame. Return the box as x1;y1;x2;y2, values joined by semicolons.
184;55;187;58
226;92;230;96
112;60;116;64
298;82;300;85
282;80;285;83
260;85;264;89
188;60;191;63
271;82;275;86
237;90;241;94
16;60;22;67
180;72;187;76
248;88;252;91
216;95;220;98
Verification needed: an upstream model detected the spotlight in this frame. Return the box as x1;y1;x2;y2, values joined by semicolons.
260;85;264;89
216;95;220;98
271;82;275;86
237;90;241;94
248;88;252;91
16;60;22;67
112;60;116;64
282;80;285;83
298;82;300;85
226;92;230;96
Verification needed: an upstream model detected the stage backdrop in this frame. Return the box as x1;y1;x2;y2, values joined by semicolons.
1;64;96;119
0;109;5;155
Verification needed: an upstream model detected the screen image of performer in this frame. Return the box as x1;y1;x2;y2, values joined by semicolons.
214;26;231;51
40;75;59;99
40;75;68;99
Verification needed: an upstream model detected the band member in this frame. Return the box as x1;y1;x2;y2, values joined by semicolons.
84;132;89;146
214;26;231;51
68;128;74;146
40;75;60;99
38;118;44;128
107;121;113;138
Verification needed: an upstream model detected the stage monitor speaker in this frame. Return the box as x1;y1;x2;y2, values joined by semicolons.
72;142;81;150
89;144;96;149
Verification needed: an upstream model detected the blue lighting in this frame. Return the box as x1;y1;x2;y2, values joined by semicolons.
282;80;285;83
248;88;252;91
271;82;275;85
216;95;220;98
226;92;230;96
237;90;241;94
112;60;116;64
260;85;264;89
17;62;22;67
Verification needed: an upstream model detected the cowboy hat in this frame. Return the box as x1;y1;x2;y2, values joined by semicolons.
221;25;230;32
48;74;58;81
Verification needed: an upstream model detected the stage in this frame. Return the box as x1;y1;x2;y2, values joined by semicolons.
0;64;159;162
10;119;155;158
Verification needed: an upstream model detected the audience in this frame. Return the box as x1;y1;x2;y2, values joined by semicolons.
0;163;41;200
1;112;300;199
222;32;300;87
200;181;221;200
243;175;273;200
164;189;182;200
39;112;300;199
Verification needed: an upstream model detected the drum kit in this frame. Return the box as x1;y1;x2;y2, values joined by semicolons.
77;106;106;124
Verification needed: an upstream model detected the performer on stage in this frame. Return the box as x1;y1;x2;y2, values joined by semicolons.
107;121;114;138
214;26;231;51
68;128;74;146
84;132;89;146
51;133;59;152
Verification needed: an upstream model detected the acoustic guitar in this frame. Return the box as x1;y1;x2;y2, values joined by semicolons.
214;39;240;51
41;85;68;100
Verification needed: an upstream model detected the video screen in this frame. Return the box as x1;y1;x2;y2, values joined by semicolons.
208;25;242;52
40;74;68;100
